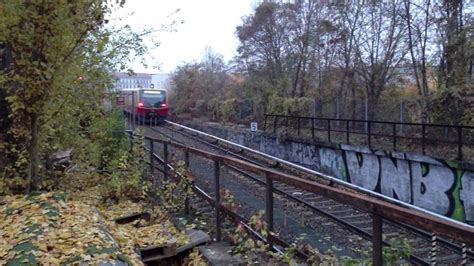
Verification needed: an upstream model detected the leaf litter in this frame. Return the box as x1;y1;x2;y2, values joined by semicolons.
0;188;190;265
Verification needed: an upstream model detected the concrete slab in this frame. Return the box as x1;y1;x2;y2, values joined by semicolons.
198;242;246;266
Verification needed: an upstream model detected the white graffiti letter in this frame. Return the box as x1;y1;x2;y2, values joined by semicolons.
380;158;411;203
345;151;379;191
412;163;454;215
460;171;474;223
320;148;345;180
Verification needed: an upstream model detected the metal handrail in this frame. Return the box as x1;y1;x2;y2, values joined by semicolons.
133;132;474;265
264;113;474;129
162;121;470;226
263;114;474;160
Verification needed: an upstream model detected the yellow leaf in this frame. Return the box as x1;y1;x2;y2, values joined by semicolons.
37;243;48;252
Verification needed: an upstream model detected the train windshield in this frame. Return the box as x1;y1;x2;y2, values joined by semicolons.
140;90;166;107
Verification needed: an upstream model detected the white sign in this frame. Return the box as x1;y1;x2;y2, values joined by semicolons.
250;122;258;132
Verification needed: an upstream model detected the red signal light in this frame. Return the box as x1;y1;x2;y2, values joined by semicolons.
160;103;167;107
138;102;144;107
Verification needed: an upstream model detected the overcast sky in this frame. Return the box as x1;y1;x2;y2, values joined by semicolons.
111;0;256;73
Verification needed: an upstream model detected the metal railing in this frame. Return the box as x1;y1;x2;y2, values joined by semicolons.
130;131;474;265
263;114;474;161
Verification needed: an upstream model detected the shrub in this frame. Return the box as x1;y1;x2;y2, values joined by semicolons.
207;98;220;121
267;96;314;117
220;98;238;122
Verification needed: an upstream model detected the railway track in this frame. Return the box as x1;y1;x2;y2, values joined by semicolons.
141;121;473;265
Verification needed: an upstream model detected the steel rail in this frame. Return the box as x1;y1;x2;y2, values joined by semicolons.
156;125;376;237
158;123;473;261
141;144;291;256
141;131;474;246
150;126;384;258
153;124;464;264
163;121;471;230
149;126;261;167
147;125;474;259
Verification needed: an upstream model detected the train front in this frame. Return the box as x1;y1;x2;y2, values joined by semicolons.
136;89;168;123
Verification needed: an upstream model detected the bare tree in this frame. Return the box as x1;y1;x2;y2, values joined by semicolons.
438;0;469;89
353;1;407;120
403;0;435;122
236;2;290;91
334;1;363;120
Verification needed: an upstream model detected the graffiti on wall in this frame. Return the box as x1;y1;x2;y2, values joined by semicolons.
255;130;473;224
190;122;474;224
319;144;473;224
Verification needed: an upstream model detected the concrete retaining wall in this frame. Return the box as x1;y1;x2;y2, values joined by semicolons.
185;122;474;224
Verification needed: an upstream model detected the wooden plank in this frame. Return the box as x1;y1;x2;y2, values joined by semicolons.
139;241;177;262
114;212;151;225
176;229;210;253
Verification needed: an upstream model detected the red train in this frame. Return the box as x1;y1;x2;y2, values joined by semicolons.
121;88;168;123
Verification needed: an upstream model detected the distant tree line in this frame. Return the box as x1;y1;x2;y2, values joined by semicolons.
170;0;473;126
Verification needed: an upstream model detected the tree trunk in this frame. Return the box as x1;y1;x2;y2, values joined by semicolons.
26;113;39;193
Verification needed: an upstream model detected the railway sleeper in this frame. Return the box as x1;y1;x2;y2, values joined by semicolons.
313;199;343;206
337;213;369;220
151;124;473;265
435;254;463;264
301;195;326;201
346;219;372;227
327;209;355;216
411;247;433;257
317;204;350;212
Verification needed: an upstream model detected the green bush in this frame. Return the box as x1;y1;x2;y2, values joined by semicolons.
98;107;128;169
208;98;220;121
428;86;471;125
267;96;313;117
220;98;237;122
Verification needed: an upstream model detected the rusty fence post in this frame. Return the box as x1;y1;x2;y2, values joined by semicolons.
273;116;278;134
128;131;133;153
346;120;350;144
458;127;463;160
422;124;426;155
184;150;190;215
126;112;129;129
368;121;372;148
327;119;331;143
372;213;383;266
264;115;267;132
297;117;301;136
149;139;154;174
163;142;169;181
392;123;397;150
131;93;135;130
265;173;274;248
214;160;221;241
